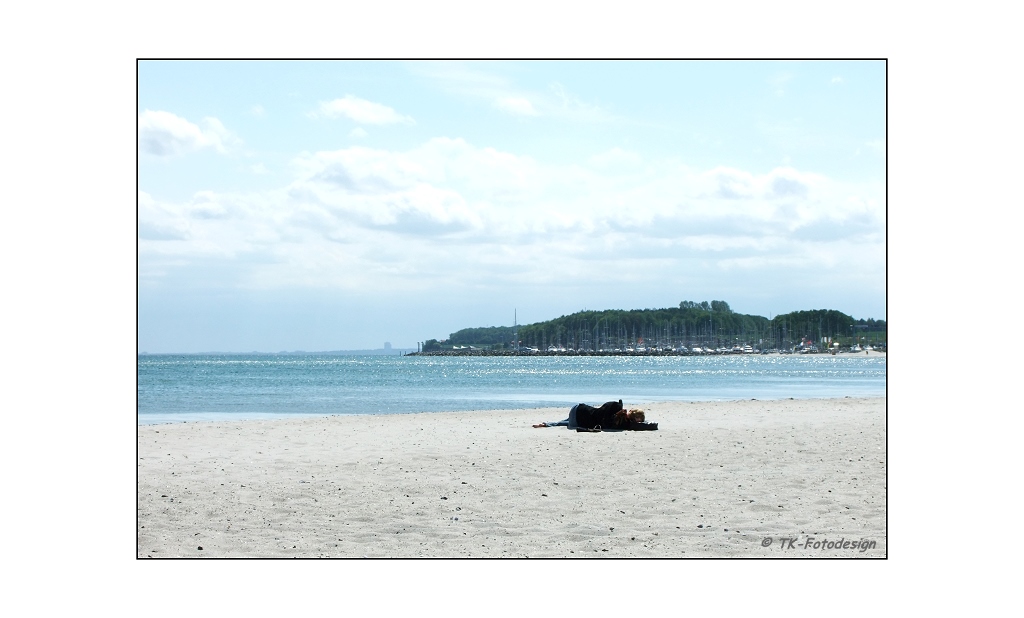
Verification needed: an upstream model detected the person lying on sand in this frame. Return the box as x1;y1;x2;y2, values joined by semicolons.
533;400;645;430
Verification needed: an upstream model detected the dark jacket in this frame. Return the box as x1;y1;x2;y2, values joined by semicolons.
574;400;624;429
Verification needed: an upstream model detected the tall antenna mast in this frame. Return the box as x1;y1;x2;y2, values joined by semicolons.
514;309;519;353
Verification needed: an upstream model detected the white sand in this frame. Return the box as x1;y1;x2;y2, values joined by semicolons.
138;397;886;558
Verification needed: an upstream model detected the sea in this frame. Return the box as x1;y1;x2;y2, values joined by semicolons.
137;353;887;425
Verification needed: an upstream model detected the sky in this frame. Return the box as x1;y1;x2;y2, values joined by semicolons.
138;60;885;352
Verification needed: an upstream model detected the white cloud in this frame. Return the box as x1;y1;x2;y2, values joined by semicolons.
492;96;538;116
707;166;757;199
138;110;236;157
414;64;613;122
831;76;844;84
310;95;414;125
250;163;269;175
548;82;611;122
769;72;794;97
249;104;265;117
139;139;883;295
349;127;369;138
138;191;190;241
588;147;641;169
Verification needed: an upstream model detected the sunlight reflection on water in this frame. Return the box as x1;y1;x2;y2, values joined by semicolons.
138;354;885;424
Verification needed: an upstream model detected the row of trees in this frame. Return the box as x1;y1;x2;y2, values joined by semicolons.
512;301;765;351
425;302;886;352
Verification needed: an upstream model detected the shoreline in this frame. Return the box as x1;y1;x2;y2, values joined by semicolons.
137;391;887;426
139;349;887;358
138;396;886;558
408;350;887;357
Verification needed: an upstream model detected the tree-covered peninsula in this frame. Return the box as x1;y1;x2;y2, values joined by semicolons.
417;301;886;354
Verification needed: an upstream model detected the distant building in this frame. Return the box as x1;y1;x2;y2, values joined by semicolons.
384;342;392;350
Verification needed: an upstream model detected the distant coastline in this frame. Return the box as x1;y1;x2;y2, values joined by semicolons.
138;349;416;356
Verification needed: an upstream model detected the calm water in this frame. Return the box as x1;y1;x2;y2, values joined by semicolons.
137;354;886;424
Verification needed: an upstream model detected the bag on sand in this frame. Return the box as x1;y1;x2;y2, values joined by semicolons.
628;421;658;431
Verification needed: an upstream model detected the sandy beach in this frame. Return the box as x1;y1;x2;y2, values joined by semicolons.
137;397;886;558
